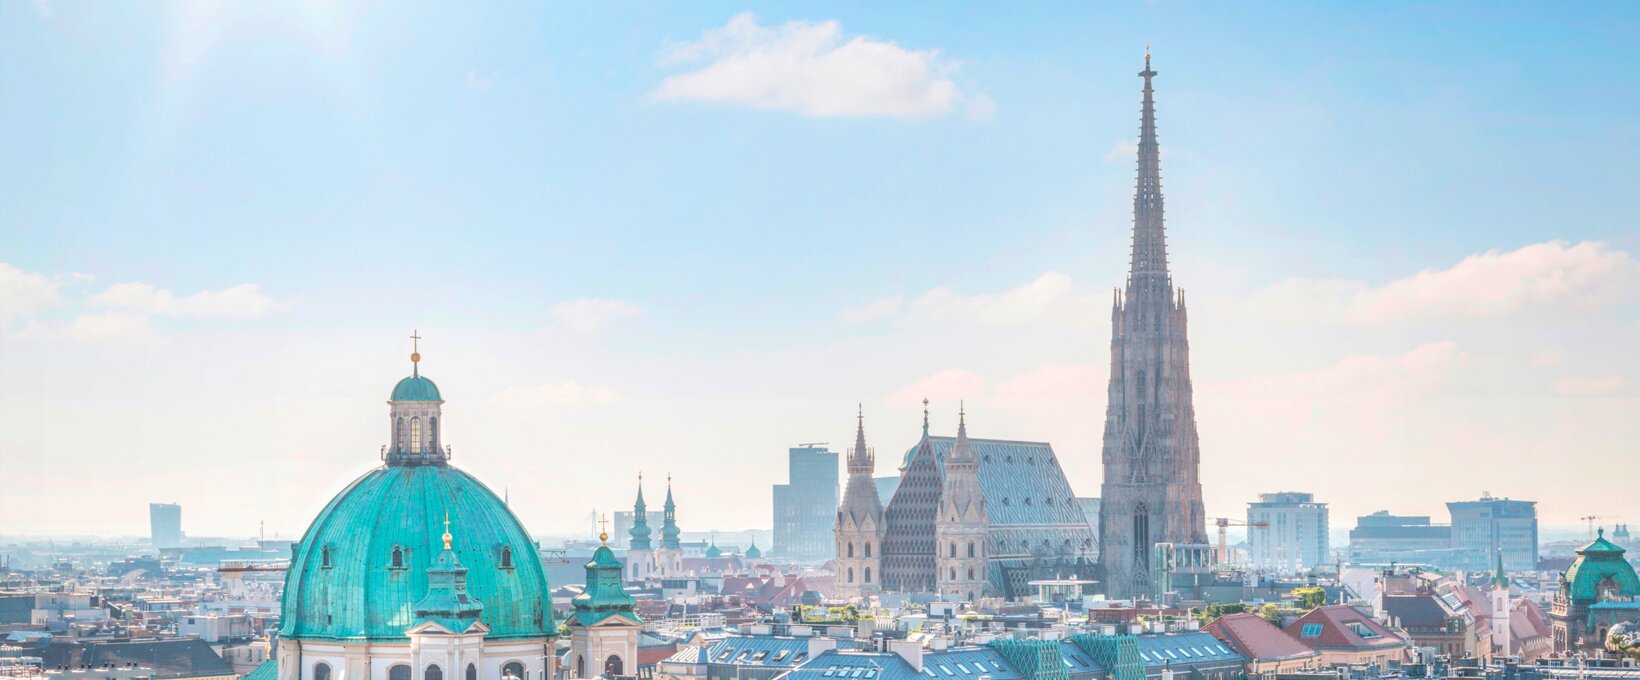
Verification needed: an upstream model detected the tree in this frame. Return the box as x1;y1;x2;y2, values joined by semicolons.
1291;586;1326;610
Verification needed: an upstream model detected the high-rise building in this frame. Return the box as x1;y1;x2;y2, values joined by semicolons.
1098;49;1209;599
149;502;182;550
1246;492;1329;573
1447;494;1537;572
1348;511;1453;565
772;444;839;560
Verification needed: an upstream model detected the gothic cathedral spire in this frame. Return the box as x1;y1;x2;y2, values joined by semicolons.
1098;49;1209;600
836;405;885;598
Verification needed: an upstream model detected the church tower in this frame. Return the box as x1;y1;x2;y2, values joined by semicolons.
625;476;653;582
655;478;683;576
935;405;989;602
1490;546;1512;658
835;406;885;599
1098;49;1209;599
565;522;641;679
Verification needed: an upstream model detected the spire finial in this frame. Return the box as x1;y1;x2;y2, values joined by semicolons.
409;329;423;376
442;510;453;550
922;397;930;433
1145;42;1151;65
960;400;965;421
598;514;609;546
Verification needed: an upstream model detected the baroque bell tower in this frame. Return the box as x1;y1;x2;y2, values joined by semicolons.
1097;49;1209;599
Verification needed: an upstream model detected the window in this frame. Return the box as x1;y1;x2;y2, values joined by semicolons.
411;417;423;454
321;545;333;569
967;567;974;580
430;417;438;449
864;542;871;557
396;417;406;450
956;665;971;674
576;656;585;679
968;542;975;558
848;542;854;558
425;664;443;680
314;663;332;680
465;665;477;680
390;666;412;680
847;567;854;583
1347;622;1381;639
950;567;957;580
391;546;405;569
949;542;957;558
500;546;513;569
604;654;623;676
502;662;524;680
938;666;953;676
1300;623;1323;638
864;567;871;583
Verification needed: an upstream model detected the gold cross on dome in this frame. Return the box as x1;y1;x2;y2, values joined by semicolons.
598;514;610;546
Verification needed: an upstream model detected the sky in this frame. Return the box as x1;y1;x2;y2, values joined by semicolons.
2;2;1637;542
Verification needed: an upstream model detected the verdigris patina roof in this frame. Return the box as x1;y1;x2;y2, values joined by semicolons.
279;464;553;640
1564;528;1640;601
391;375;442;402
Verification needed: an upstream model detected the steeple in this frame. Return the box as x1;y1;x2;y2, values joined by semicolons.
660;475;681;550
1129;46;1170;289
629;473;652;551
848;404;874;474
949;402;977;466
1491;543;1510;588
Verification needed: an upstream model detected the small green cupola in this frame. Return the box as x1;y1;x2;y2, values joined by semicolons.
628;474;653;551
1563;527;1640;602
411;514;485;633
744;541;761;559
566;527;639;627
388;333;448;467
705;541;722;559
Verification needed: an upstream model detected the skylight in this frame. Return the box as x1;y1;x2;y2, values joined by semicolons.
1300;623;1323;638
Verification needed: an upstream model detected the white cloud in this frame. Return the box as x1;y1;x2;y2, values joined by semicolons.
14;312;158;344
889;368;987;407
90;282;287;319
839;296;903;323
910;271;1077;324
492;381;620;409
1251;241;1637;324
655;12;976;119
1555;376;1626;397
0;263;62;324
550;298;642;334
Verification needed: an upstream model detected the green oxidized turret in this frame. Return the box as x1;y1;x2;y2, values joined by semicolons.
567;531;639;627
661;477;681;550
412;516;485;633
744;541;761;559
629;475;652;551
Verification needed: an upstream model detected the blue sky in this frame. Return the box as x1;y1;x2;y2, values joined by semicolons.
3;2;1636;539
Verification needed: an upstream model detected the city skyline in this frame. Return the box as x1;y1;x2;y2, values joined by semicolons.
4;3;1638;538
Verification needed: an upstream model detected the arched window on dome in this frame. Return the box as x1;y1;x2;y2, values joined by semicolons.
465;665;476;680
321;545;332;569
410;417;423;454
313;663;331;680
501;662;524;680
499;546;513;569
391;546;405;569
389;666;411;680
424;664;442;680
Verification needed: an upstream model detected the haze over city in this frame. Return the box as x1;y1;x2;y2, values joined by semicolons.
3;1;1637;543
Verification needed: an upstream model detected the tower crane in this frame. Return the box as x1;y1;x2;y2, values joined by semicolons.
1212;518;1269;565
1581;515;1622;540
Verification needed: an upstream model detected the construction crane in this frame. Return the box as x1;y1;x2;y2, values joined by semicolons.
1212;518;1269;565
1581;515;1622;540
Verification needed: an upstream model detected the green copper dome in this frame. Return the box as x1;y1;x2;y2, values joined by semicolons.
744;542;761;559
392;375;443;402
279;465;554;641
1564;529;1640;602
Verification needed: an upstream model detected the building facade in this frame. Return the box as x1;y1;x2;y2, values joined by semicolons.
834;410;884;599
879;405;1095;600
150;503;182;550
1447;495;1537;572
564;529;641;679
1348;512;1452;565
1246;492;1329;573
1549;529;1640;654
1098;50;1210;600
773;446;839;560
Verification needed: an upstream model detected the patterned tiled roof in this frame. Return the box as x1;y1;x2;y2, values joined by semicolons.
1204;613;1318;662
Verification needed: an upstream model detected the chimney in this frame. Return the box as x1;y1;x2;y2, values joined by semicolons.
1102;624;1118;636
791;624;812;637
930;637;948;651
889;639;924;672
807;637;838;659
1129;624;1143;635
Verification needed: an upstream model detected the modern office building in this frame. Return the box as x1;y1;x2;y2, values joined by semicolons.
1448;494;1537;572
772;444;839;560
1348;512;1453;565
149;502;183;550
612;511;633;549
1246;492;1328;573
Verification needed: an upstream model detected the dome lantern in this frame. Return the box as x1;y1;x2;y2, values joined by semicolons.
388;332;447;466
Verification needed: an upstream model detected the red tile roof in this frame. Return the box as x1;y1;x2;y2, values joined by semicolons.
1284;605;1408;651
1205;613;1320;662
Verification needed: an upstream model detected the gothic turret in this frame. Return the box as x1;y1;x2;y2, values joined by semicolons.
835;405;885;599
935;404;989;601
1098;48;1209;599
